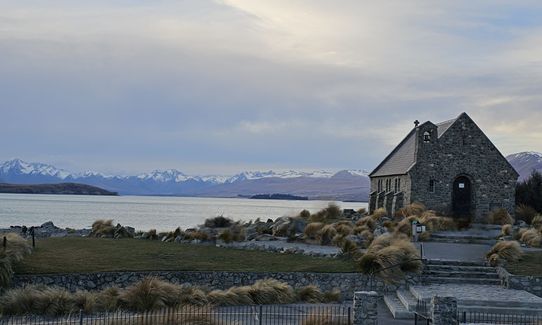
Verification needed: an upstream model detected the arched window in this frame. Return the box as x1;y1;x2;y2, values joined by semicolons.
423;131;431;143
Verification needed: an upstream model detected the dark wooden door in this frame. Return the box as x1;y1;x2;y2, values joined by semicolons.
453;176;472;217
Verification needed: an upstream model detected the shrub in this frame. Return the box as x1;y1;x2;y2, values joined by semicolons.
96;287;121;311
142;229;159;240
204;216;233;228
395;202;426;218
357;208;367;215
295;285;324;303
357;234;422;283
185;230;210;241
338;238;358;255
419;211;456;231
207;287;254;306
178;285;208;306
218;224;245;243
532;215;542;229
520;229;542;247
119;277;182;311
516;170;542;213
249;279;295;305
304;222;325;239
487;209;514;225
317;225;338;245
323;288;341;303
298;209;311;219
370;208;388;220
334;224;353;236
394;218;413;236
90;219;115;238
359;230;374;248
0;233;31;288
355;217;376;231
486;241;522;266
309;203;342;223
516;204;538;225
501;224;513;237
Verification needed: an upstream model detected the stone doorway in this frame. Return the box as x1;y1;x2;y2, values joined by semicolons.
452;176;472;218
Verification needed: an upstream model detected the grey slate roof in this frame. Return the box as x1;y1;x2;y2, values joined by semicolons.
369;116;459;177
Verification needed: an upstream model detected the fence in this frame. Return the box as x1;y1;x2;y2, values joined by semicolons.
0;304;352;325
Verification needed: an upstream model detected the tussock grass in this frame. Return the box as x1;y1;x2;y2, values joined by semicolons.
249;279;295;305
358;233;422;283
338;238;358;255
532;215;542;229
419;211;456;232
0;233;31;288
316;225;338;245
486;241;523;266
487;209;514;225
323;288;341;303
204;216;233;228
295;285;324;303
370;208;388;221
355;217;376;231
334;224;353;237
501;224;513;237
520;229;542;247
218;224;245;243
119;277;183;311
309;203;342;223
90;220;115;238
394;202;426;218
304;222;325;239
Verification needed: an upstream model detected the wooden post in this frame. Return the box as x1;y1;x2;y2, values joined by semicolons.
2;236;6;251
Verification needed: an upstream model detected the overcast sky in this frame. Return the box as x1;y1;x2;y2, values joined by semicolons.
1;1;541;175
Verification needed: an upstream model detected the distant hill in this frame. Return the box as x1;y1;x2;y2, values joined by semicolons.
0;183;118;195
0;159;369;201
506;152;542;181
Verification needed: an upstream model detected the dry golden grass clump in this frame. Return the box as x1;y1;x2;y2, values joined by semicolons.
418;232;431;241
207;287;254;306
184;230;210;241
218;224;245;243
334;223;353;237
90;219;115;237
516;204;538;225
394;202;426;218
357;233;422;283
487;208;514;225
0;233;32;288
119;277;184;311
203;215;233;228
309;203;342;223
316;225;338;245
249;278;295;305
295;285;324;303
356;217;376;231
338;238;358;255
486;241;523;266
418;211;456;232
298;209;311;219
304;222;325;239
532;215;542;229
501;224;513;237
370;207;388;221
520;228;542;247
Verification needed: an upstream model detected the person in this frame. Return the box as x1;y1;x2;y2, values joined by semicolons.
21;225;28;237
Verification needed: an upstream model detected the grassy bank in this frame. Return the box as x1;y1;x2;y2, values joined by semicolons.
506;251;542;276
14;237;357;274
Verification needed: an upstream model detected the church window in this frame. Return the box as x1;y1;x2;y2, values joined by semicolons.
429;179;436;193
423;131;431;143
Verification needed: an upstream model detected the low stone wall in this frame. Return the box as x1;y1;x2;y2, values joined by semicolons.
497;267;542;297
13;271;419;299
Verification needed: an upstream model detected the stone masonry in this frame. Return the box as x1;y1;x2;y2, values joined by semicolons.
431;296;458;325
369;113;519;222
353;291;378;325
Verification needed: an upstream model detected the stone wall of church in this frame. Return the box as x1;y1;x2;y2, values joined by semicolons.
369;175;410;214
408;114;518;222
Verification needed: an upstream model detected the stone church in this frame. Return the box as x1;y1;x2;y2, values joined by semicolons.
368;112;519;222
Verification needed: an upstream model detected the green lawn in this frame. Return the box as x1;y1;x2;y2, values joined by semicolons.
14;237;357;274
506;251;542;276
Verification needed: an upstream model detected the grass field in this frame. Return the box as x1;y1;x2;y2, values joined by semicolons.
506;251;542;276
14;237;357;274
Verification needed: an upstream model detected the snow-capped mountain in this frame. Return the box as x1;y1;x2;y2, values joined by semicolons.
507;152;542;181
0;159;370;201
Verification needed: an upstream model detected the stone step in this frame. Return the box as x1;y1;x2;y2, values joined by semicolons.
396;289;418;311
423;277;501;285
427;237;497;245
458;305;542;317
424;264;495;273
423;270;499;279
424;260;488;267
383;293;414;319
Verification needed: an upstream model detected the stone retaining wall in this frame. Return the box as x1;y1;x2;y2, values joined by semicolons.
497;267;542;297
13;271;420;299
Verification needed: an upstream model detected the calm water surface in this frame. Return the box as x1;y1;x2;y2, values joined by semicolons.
0;194;367;231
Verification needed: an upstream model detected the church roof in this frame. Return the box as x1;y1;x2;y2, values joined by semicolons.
369;115;459;177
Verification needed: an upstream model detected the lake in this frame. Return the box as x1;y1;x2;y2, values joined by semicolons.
0;194;367;231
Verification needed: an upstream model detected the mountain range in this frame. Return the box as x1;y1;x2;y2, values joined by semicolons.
1;152;540;201
0;159;370;201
